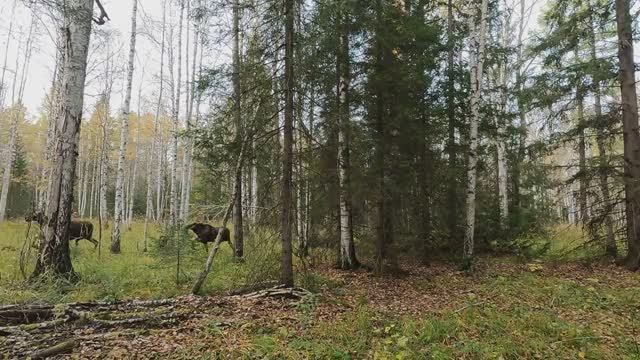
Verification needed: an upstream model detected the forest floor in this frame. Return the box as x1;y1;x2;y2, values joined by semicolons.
1;221;639;358
1;257;639;359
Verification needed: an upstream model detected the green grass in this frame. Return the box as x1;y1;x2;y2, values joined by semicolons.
2;221;639;358
235;274;640;359
0;220;281;304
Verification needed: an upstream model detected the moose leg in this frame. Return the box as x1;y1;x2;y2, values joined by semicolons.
88;238;99;248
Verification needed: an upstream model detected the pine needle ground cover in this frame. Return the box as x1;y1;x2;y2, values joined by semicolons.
1;221;639;358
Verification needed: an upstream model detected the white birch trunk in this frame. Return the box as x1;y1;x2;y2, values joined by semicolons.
463;0;488;264
80;157;89;217
0;0;17;110
168;1;185;227
496;8;510;228
337;5;358;269
180;7;198;222
0;112;18;222
33;0;93;277
111;0;138;253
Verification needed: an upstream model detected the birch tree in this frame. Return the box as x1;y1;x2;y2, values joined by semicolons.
0;0;17;110
169;0;185;227
463;0;488;266
336;0;358;269
111;0;138;253
496;1;510;228
32;0;95;278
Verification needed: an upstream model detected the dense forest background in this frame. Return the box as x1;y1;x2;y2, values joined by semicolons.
0;0;639;273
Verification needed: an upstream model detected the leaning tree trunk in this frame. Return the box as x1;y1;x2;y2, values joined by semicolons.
32;0;94;278
615;0;640;270
112;0;138;253
463;0;488;267
232;0;244;257
280;0;295;287
336;3;359;270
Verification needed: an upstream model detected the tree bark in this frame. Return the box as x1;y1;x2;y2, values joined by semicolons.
615;0;640;269
169;0;184;227
232;0;244;257
0;110;18;222
588;5;617;257
336;2;359;270
0;0;16;110
463;0;488;267
513;0;527;210
576;83;589;225
445;0;459;246
32;0;94;278
180;3;199;223
496;9;510;229
280;0;295;287
111;0;138;253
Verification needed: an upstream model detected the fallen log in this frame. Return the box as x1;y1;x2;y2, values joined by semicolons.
0;307;54;325
243;286;312;300
0;317;71;337
29;340;75;359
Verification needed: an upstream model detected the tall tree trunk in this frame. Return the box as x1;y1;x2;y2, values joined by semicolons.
337;2;358;270
513;0;527;211
0;0;16;110
232;0;244;257
576;82;589;225
32;0;94;278
496;9;510;229
112;0;138;253
89;154;97;219
99;108;109;229
615;0;640;269
374;0;387;273
445;0;458;246
0;112;18;222
128;75;144;228
180;5;199;223
463;0;488;267
588;7;617;256
41;29;65;213
80;156;89;217
169;0;184;227
280;0;295;287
